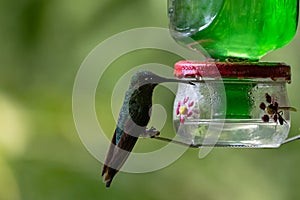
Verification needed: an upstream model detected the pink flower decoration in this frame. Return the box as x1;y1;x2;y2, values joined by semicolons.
188;101;194;107
176;102;180;115
176;96;200;123
183;97;189;104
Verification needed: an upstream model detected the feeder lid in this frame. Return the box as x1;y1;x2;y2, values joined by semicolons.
174;61;291;82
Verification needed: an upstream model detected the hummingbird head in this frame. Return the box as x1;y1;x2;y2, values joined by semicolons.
130;70;194;89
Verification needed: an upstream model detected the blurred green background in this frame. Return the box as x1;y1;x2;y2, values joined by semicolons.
0;0;300;200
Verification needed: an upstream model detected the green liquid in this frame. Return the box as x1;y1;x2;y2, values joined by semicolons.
210;79;255;119
169;0;299;60
223;81;254;119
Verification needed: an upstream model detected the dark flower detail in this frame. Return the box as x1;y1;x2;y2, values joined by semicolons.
259;102;266;110
262;114;269;122
260;93;297;125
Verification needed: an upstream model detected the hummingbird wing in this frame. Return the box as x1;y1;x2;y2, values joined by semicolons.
102;117;144;187
102;132;138;187
102;85;152;187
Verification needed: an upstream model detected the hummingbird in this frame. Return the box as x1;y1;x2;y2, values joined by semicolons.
102;70;194;187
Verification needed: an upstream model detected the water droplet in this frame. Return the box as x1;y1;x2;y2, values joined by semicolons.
168;8;174;16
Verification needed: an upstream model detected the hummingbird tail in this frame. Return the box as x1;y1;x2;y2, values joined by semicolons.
101;131;139;187
105;180;112;188
102;166;118;188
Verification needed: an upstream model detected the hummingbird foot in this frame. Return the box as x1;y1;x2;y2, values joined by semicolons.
141;126;160;138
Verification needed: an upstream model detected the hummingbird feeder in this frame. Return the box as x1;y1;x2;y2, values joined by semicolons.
165;0;300;147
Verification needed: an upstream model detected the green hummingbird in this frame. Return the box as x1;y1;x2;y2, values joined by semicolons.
102;70;194;187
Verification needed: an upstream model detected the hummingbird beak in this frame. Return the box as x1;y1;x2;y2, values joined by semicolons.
156;76;195;85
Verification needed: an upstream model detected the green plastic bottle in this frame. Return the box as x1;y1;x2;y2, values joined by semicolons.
169;0;299;61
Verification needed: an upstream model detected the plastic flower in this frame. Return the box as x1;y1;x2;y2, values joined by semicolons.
176;97;200;123
259;93;297;125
